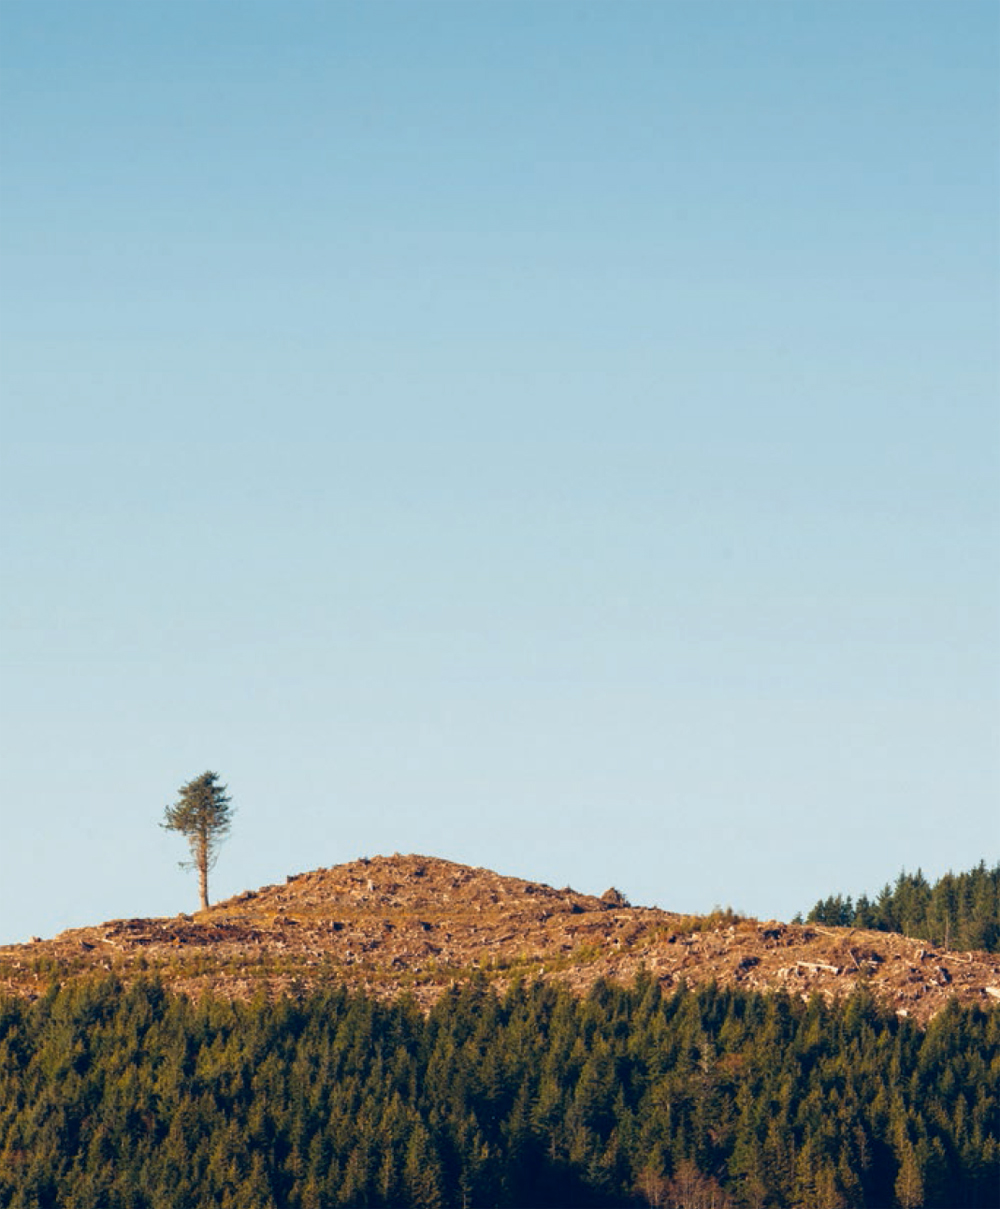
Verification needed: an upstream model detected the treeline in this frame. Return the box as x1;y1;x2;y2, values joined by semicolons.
1;976;998;1208
804;861;1000;953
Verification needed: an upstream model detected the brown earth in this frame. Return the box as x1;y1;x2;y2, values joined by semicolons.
3;854;998;1023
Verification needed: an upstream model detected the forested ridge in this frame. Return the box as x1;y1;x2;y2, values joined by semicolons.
805;862;1000;954
2;974;998;1209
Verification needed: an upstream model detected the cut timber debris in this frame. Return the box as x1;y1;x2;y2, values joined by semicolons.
2;853;999;1024
797;961;841;975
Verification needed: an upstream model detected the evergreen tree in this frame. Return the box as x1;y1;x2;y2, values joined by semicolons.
2;974;999;1207
806;862;1000;953
402;1122;444;1209
893;1137;925;1209
162;771;234;910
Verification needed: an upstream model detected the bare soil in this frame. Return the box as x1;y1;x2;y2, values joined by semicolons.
3;854;998;1023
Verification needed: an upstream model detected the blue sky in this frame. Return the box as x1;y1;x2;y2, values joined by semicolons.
1;2;997;944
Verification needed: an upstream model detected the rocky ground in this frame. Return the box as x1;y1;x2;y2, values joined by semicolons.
3;854;998;1023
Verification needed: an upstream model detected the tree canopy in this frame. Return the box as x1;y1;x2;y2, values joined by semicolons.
1;975;997;1208
162;771;233;911
804;862;1000;954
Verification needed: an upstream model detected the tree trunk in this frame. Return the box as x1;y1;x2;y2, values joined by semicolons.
198;841;209;911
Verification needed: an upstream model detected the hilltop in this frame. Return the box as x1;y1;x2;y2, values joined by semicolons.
3;854;999;1023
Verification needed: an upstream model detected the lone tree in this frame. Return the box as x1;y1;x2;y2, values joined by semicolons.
162;771;234;911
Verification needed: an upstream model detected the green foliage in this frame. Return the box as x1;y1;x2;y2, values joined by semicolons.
807;861;1000;953
1;975;997;1207
672;906;747;935
161;771;234;909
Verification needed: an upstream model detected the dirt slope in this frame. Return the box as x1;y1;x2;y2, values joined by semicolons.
3;854;998;1022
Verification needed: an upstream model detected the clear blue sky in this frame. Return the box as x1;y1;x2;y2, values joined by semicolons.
1;2;997;945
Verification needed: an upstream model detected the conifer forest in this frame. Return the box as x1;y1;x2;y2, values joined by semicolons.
805;863;1000;955
2;971;998;1208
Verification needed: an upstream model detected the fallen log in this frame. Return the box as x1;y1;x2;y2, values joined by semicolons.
796;960;841;976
